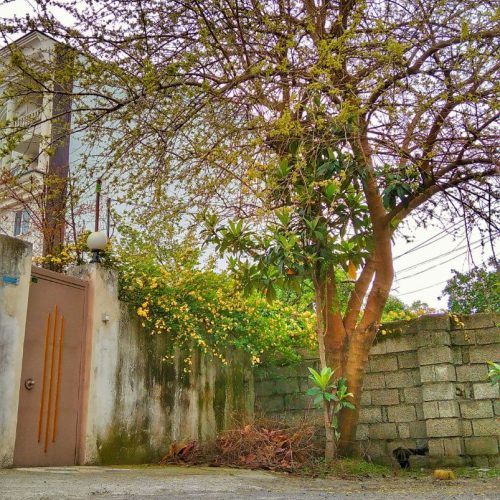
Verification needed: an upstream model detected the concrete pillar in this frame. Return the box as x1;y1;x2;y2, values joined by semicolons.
68;264;121;464
0;235;32;467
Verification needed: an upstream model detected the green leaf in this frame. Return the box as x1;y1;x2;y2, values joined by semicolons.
306;387;322;396
313;395;323;406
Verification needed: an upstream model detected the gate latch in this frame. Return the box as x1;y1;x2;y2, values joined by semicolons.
24;378;35;390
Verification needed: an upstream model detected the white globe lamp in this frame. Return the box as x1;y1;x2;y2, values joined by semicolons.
87;231;108;263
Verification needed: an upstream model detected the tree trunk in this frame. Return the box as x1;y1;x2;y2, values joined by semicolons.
314;270;347;461
337;330;373;456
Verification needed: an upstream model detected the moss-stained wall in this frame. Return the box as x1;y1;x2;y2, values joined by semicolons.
0;235;32;467
79;266;254;465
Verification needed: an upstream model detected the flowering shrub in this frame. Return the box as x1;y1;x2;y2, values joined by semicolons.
118;258;316;369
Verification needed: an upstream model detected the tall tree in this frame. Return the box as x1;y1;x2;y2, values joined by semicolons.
1;0;498;456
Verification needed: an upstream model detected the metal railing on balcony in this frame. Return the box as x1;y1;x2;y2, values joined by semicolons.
12;109;42;129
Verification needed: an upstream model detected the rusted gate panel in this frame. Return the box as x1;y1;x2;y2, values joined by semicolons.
14;267;87;467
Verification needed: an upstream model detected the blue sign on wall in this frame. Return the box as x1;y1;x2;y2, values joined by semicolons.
2;275;19;285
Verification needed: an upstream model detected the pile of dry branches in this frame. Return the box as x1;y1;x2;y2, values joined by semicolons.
160;417;322;472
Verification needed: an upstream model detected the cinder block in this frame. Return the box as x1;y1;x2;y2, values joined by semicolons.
385;369;420;388
369;423;398;440
284;393;312;411
451;330;476;345
356;423;369;440
398;351;419;369
469;344;500;364
429;456;470;467
363;372;385;389
370;354;398;372
494;400;500;416
471;418;500;437
254;380;278;397
475;329;500;344
438;400;460;418
472;455;490;467
422;382;455;401
258;395;284;413
452;347;463;364
359;407;383;423
370;389;400;406
360;390;371;406
409;421;428;439
403;387;422;404
462;420;473;436
415;405;424;420
418;346;453;365
417;330;451;348
420;364;456;382
369;342;387;355
443;437;464;457
460;313;499;330
384;337;414;353
456;364;488;382
426;418;461;437
464;437;499;455
363;439;387;457
423;401;439;419
429;437;464;457
277;378;300;394
298;377;313;392
416;315;450;333
398;423;410;439
387;404;417;423
473;383;500;400
460;400;494;419
428;438;444;456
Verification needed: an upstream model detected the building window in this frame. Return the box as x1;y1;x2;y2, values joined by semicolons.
14;210;30;236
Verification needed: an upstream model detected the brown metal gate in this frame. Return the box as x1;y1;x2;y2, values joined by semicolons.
14;267;88;467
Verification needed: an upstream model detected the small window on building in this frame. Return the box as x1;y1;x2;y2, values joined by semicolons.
14;210;30;236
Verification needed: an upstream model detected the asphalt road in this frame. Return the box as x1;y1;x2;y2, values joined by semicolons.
0;465;498;499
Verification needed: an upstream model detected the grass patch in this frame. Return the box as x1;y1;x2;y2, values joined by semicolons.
454;467;500;479
298;458;394;478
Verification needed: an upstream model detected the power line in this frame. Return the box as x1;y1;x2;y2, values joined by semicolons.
394;221;463;260
394;279;449;296
395;239;490;281
394;233;495;275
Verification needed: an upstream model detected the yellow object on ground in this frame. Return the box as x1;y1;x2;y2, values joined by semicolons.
433;469;456;480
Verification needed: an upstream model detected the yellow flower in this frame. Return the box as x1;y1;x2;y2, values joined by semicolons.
137;307;148;318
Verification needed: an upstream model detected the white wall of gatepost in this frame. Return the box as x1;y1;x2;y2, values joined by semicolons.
0;235;32;467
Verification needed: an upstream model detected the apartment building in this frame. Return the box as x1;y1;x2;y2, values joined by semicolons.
0;30;99;256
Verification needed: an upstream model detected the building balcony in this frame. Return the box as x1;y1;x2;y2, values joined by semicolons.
11;108;42;130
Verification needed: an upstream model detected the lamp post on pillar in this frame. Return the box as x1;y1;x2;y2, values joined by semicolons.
87;178;107;263
87;231;107;263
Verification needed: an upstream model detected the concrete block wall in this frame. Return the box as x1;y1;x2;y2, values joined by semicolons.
254;313;500;467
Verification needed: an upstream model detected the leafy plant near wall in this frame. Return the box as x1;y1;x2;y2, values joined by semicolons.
487;362;500;386
116;226;316;369
306;367;354;461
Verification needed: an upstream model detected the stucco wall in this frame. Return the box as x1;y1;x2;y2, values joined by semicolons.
71;266;254;465
254;314;500;467
0;235;32;467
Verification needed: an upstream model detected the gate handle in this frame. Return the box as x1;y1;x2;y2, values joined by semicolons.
24;378;35;390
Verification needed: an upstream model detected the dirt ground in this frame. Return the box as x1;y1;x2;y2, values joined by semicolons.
0;465;499;499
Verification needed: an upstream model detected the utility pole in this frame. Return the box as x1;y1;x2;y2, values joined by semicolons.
95;177;102;232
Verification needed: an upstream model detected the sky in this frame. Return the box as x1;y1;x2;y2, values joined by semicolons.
2;0;497;309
